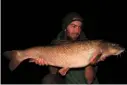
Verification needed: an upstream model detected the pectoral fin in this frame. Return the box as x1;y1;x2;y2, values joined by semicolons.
58;67;69;76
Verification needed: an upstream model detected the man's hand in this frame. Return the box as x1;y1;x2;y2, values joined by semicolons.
29;58;48;66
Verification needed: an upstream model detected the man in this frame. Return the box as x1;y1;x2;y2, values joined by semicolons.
34;12;99;84
51;12;99;84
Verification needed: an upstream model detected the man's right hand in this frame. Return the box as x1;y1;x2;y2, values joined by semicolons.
29;58;48;66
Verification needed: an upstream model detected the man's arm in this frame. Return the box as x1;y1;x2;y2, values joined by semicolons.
84;65;97;84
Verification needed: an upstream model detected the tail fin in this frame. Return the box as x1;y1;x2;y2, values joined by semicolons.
3;50;22;71
3;50;16;60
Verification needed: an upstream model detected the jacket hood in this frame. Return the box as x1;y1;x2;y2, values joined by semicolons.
62;12;83;30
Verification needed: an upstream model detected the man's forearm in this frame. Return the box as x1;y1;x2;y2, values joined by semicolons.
84;65;95;84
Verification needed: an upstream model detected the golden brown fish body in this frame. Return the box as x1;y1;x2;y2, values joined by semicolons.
3;40;125;71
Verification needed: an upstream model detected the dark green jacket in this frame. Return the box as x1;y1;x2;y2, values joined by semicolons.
52;30;99;84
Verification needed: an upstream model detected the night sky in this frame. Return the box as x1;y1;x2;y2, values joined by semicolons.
2;0;127;84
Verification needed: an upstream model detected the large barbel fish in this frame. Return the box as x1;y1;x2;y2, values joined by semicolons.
3;40;125;74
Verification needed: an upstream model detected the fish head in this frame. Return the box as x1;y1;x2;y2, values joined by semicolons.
98;42;125;61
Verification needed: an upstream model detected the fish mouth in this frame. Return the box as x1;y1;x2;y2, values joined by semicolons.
115;49;125;55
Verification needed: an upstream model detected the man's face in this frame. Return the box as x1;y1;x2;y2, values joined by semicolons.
66;21;82;40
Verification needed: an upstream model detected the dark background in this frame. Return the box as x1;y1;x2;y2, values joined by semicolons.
2;0;127;84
